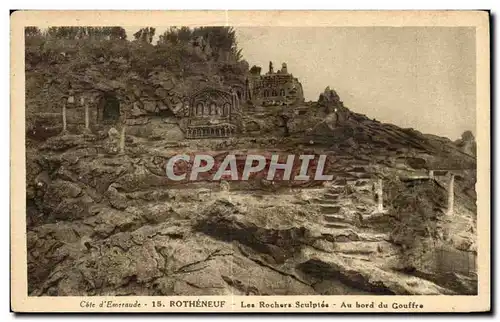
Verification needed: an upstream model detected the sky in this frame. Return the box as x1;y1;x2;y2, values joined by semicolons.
126;26;477;140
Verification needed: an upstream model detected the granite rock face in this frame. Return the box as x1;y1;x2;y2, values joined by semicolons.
25;29;477;295
26;129;477;295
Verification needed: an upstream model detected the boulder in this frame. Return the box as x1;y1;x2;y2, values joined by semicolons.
142;100;157;113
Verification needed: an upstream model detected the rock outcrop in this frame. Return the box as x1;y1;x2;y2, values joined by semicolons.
25;131;477;295
24;28;477;296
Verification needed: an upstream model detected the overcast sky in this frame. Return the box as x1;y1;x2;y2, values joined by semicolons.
128;26;476;140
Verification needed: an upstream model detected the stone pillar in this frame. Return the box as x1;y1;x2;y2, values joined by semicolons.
233;92;240;111
84;102;90;131
62;101;67;132
429;170;434;179
119;125;126;154
377;178;384;212
447;173;455;216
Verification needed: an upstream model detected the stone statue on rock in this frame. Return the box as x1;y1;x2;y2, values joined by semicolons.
318;86;344;112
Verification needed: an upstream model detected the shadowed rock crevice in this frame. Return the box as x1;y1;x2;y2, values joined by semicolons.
193;200;310;264
297;259;395;295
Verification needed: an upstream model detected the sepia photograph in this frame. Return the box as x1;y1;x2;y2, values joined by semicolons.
10;10;490;313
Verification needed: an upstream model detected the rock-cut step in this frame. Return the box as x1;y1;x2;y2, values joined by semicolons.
310;198;338;205
323;214;347;223
353;173;372;179
329;186;346;194
319;205;342;214
323;222;355;229
348;166;367;173
323;193;340;200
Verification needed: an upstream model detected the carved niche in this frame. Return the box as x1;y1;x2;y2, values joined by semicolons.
184;87;240;139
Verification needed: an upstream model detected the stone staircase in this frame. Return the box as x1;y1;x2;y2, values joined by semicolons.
309;166;393;261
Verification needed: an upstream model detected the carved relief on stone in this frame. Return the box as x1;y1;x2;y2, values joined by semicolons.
184;87;238;139
190;87;233;117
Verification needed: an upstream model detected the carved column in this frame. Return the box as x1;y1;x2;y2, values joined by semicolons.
119;125;126;154
447;173;455;216
62;101;67;133
84;101;90;131
376;178;384;212
234;92;240;111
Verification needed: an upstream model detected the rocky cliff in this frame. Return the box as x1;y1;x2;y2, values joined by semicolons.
25;29;477;296
26;114;477;296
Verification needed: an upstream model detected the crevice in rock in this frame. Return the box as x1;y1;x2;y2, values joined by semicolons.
297;258;395;295
237;244;311;288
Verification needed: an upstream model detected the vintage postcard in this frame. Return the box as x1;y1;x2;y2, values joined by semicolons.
11;10;490;313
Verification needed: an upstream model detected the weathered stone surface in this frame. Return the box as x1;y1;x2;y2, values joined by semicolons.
26;170;476;296
142;100;157;113
105;184;128;210
25;78;477;297
297;252;456;295
41;134;89;151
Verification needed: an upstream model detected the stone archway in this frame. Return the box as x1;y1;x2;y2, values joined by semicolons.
98;93;120;123
231;84;245;102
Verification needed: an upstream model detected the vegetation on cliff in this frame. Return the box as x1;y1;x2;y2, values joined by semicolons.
25;26;249;128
